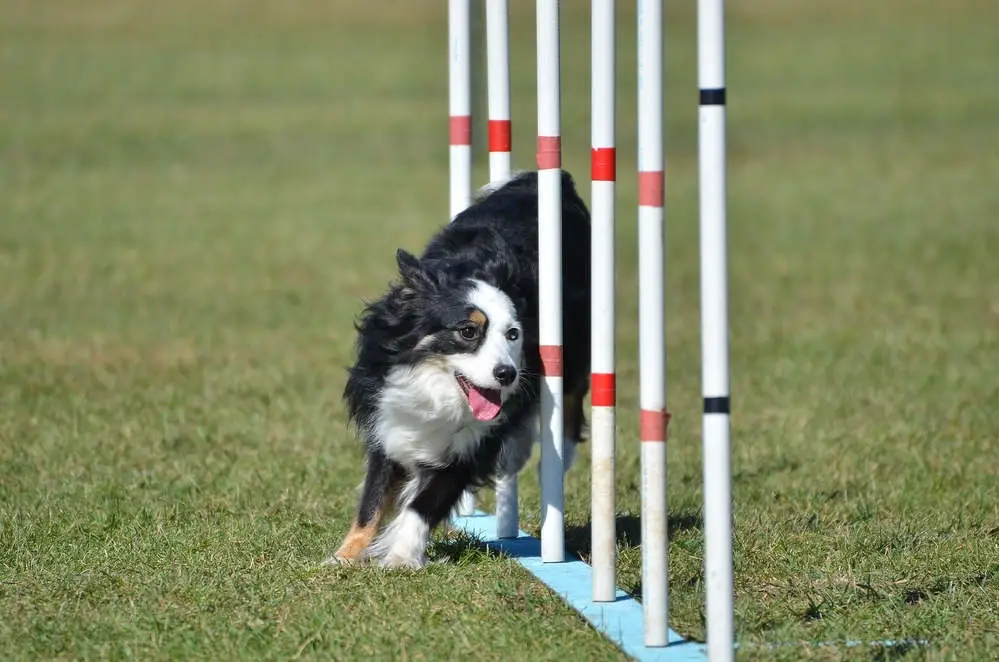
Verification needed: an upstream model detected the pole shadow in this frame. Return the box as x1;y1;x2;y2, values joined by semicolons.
432;510;704;566
565;510;704;559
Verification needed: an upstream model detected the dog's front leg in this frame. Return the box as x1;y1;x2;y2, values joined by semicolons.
373;464;472;569
326;448;403;565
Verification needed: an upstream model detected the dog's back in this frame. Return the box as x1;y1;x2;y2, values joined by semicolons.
423;170;590;290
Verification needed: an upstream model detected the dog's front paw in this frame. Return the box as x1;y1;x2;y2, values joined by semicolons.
323;539;372;568
380;549;427;570
322;552;368;567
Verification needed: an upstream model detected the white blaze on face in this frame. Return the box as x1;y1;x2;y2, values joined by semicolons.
447;280;523;421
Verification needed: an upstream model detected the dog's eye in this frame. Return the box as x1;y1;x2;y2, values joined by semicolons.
505;328;520;342
458;325;480;341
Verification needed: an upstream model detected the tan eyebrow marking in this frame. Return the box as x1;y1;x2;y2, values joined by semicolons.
469;309;487;327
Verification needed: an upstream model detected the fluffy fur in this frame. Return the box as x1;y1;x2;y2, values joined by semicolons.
328;171;591;569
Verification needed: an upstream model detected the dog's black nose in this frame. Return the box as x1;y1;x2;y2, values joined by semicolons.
493;364;517;386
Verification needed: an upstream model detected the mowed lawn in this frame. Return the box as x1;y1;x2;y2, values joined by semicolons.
1;0;998;660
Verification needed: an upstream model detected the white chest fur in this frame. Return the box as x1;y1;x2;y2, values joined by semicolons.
373;363;499;469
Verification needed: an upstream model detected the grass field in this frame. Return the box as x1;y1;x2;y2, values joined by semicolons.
2;0;998;660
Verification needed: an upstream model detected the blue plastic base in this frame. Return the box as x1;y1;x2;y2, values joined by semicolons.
451;511;708;661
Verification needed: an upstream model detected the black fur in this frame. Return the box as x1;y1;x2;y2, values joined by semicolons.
339;170;591;554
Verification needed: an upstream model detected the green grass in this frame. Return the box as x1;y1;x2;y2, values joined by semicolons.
1;0;998;660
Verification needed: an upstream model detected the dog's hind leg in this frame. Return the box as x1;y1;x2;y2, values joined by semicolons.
326;448;404;565
453;490;477;519
497;416;537;478
561;377;589;472
561;279;591;473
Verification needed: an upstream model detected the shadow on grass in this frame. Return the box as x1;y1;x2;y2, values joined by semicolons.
565;512;704;601
431;518;931;658
870;641;923;660
428;532;494;565
428;511;704;567
565;511;704;560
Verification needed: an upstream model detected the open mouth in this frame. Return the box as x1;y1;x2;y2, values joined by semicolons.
455;374;503;421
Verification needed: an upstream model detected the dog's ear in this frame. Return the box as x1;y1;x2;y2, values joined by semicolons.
396;249;434;290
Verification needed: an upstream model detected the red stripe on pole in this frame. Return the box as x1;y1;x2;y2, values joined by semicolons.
591;373;616;407
591;147;616;182
638;170;664;207
539;345;563;377
450;115;472;146
536;136;562;170
640;409;671;442
489;120;511;153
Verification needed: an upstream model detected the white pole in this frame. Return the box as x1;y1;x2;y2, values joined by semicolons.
450;0;476;518
487;0;519;540
637;0;668;647
590;0;617;603
449;0;472;220
486;0;512;183
698;0;734;658
536;0;564;564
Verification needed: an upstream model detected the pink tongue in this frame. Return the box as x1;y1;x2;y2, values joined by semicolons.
467;385;502;421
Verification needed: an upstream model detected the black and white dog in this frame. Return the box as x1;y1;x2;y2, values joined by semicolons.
329;171;591;569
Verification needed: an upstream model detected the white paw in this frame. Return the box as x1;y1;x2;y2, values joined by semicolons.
369;509;430;570
380;549;427;570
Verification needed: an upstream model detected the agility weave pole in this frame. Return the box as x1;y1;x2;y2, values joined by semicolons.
696;0;736;657
636;0;670;647
589;0;618;608
449;0;477;518
535;0;566;565
447;0;734;658
484;0;520;542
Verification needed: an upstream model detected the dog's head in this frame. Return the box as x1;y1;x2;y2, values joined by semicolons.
393;249;524;422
